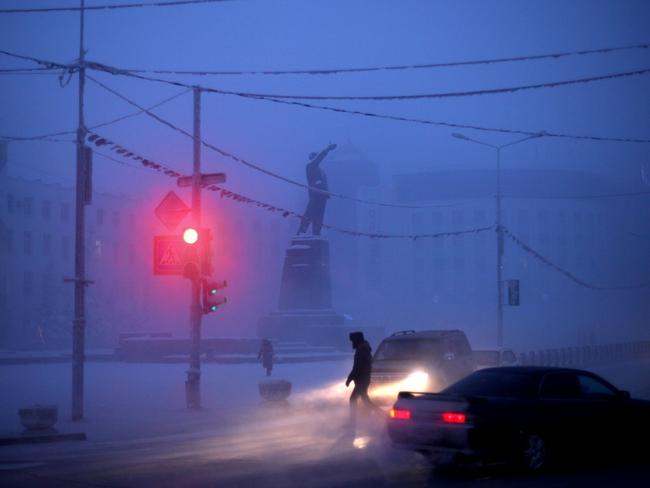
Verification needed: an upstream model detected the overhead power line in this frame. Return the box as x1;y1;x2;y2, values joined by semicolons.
503;226;649;290
85;132;493;239
90;61;650;101
0;87;190;142
86;74;463;209
2;50;648;143
0;50;75;70
113;43;650;76
253;97;650;144
0;0;232;14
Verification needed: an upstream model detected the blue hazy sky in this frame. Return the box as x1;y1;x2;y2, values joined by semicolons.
1;0;649;206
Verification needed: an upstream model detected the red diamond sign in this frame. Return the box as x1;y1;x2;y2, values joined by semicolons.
155;191;191;231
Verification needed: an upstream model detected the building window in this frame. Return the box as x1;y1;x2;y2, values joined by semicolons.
112;211;120;227
61;202;70;222
24;197;33;217
97;209;104;225
7;194;15;213
23;271;33;296
23;231;32;255
42;200;51;219
95;239;103;258
452;210;464;226
61;236;69;259
537;209;547;225
43;233;51;256
112;242;119;262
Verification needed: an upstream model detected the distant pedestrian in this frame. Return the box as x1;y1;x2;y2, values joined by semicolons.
346;331;380;424
258;339;274;377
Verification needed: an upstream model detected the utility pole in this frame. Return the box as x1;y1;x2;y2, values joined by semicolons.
451;132;543;350
495;147;504;350
186;86;203;409
72;0;88;421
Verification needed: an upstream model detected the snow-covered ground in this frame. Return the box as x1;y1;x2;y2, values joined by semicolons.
0;360;352;441
1;359;649;443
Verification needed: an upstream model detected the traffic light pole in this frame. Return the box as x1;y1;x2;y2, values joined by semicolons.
186;86;203;409
72;0;87;421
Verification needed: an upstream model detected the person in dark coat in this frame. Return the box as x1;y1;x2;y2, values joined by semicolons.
258;339;274;377
346;331;379;423
297;143;337;236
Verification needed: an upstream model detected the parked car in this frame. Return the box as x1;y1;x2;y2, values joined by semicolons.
387;366;650;470
370;330;515;405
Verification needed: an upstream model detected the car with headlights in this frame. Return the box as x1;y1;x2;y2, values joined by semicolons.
387;367;650;470
369;330;513;405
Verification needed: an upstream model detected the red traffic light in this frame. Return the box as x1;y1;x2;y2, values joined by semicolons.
183;227;199;245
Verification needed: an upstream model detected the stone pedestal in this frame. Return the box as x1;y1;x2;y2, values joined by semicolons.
278;237;332;310
258;236;347;347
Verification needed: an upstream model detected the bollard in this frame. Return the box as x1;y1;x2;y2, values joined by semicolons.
18;405;58;434
258;379;292;402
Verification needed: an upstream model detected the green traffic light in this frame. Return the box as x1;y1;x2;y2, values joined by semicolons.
211;305;218;311
210;289;217;295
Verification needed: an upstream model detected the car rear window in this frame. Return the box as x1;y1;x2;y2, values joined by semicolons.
374;339;444;361
442;370;537;398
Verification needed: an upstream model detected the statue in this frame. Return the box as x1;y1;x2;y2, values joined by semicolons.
297;143;337;236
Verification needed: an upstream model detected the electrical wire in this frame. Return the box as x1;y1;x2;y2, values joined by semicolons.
0;0;232;14
88;61;650;143
503;226;650;290
89;61;650;101
253;97;650;144
502;191;650;200
85;131;494;239
86;74;464;209
0;87;190;142
106;43;650;76
2;50;648;143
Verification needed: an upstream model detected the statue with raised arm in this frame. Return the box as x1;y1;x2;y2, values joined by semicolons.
297;143;337;236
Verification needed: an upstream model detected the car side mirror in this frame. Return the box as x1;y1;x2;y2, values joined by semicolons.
616;390;631;400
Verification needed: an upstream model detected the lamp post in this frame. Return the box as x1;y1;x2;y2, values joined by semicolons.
451;132;544;349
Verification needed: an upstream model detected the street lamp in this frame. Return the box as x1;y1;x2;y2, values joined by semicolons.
451;131;544;349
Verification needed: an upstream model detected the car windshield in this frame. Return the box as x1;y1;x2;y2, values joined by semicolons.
374;339;444;361
442;370;538;398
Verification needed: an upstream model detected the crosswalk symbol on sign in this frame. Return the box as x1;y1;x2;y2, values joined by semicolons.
159;243;181;266
153;235;186;275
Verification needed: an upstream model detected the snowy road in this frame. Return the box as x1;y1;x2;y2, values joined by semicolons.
1;360;649;487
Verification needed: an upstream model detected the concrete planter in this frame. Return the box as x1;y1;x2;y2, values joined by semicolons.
258;379;292;402
18;405;58;432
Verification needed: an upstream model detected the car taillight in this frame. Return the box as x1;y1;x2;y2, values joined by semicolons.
441;412;466;424
389;408;411;420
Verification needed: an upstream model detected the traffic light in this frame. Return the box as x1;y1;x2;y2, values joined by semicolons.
200;228;214;277
202;279;227;314
183;227;199;245
181;227;200;279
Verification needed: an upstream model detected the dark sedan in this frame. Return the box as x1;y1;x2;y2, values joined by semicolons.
387;367;650;470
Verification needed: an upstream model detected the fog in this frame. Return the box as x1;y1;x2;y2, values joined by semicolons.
2;0;649;354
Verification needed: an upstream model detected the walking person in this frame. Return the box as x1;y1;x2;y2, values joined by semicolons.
258;339;274;377
345;331;380;425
